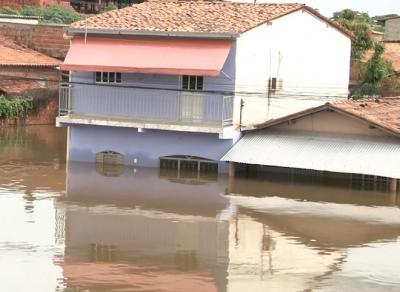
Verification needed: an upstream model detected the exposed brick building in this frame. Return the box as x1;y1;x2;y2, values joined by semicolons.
69;0;140;13
0;0;67;9
0;35;60;96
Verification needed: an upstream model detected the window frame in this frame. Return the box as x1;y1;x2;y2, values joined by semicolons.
95;72;122;84
182;75;204;91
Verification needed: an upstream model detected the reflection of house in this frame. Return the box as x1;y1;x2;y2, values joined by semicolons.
223;98;400;192
0;35;60;96
57;1;352;171
62;162;231;292
60;162;400;291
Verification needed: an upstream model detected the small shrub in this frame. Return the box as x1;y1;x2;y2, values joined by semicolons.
0;95;33;120
19;5;82;24
0;6;19;15
40;6;82;24
20;5;42;17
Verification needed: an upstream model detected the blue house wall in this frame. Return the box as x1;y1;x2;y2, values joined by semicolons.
69;125;235;171
65;40;238;172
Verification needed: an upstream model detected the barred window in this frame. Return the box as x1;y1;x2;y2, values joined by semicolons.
95;72;122;84
182;75;203;91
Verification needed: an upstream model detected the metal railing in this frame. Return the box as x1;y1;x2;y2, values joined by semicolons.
59;83;71;116
58;83;234;127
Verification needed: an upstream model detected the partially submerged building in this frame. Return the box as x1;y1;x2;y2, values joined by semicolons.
57;1;353;172
223;98;400;192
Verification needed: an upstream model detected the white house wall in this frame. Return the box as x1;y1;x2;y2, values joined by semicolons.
235;10;351;127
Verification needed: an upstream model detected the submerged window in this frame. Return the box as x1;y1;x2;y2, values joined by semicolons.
351;174;390;192
95;72;122;84
95;150;124;165
160;155;218;181
182;75;203;91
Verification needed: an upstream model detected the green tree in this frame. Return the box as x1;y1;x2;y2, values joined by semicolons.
354;42;394;98
334;9;375;60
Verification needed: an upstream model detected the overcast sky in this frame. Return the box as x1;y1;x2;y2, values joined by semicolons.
251;0;400;17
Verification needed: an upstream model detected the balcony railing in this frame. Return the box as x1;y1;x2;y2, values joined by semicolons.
59;83;234;127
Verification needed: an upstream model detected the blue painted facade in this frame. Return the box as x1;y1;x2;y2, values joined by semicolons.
69;124;235;171
63;39;239;171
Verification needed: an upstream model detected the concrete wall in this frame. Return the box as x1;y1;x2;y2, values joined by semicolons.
385;18;400;42
68;124;234;170
235;10;351;127
272;109;392;138
0;22;69;59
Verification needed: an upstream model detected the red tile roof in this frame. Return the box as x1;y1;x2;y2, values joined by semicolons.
330;97;400;135
70;1;353;38
0;35;61;67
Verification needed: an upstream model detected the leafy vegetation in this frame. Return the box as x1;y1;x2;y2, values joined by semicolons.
0;6;19;15
333;9;398;98
0;96;33;120
353;43;394;98
333;9;375;60
3;5;82;24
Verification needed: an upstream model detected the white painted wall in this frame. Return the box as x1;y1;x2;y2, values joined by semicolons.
234;9;352;127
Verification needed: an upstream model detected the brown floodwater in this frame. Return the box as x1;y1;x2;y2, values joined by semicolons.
0;125;399;292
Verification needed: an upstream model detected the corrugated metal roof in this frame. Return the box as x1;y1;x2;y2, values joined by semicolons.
222;131;400;178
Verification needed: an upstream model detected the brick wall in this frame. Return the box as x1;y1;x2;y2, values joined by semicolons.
0;0;64;9
0;22;69;59
0;90;59;126
385;18;400;42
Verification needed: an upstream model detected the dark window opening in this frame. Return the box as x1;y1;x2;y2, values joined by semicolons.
159;155;218;182
182;76;203;91
95;72;122;84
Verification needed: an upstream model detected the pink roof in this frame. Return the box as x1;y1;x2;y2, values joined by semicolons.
61;37;232;76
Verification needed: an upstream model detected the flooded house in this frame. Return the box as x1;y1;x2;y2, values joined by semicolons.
223;98;400;193
57;1;353;172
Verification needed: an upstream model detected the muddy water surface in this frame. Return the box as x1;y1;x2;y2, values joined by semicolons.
0;126;399;292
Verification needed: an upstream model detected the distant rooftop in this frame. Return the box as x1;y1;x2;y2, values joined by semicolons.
69;1;353;37
0;35;61;67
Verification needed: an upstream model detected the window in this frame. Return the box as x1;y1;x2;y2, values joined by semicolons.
159;155;218;181
95;72;122;84
182;75;203;91
95;150;124;165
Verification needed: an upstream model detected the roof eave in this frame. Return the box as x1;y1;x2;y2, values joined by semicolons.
250;103;400;138
66;27;239;40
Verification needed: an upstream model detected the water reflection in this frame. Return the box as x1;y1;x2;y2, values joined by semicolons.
0;126;399;291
